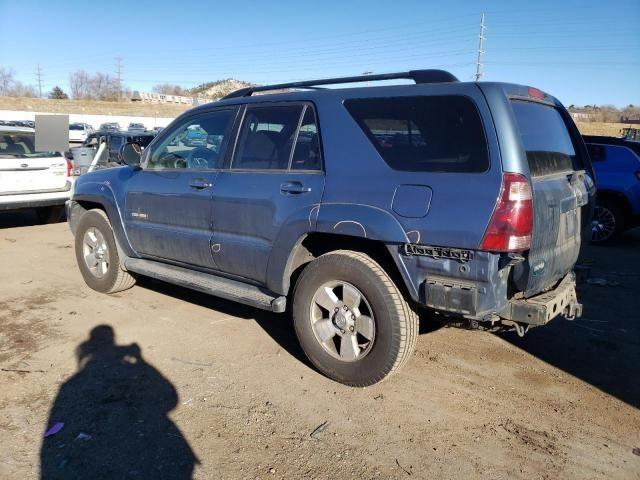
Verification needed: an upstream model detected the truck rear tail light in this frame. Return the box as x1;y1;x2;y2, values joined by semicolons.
66;158;74;177
480;173;533;252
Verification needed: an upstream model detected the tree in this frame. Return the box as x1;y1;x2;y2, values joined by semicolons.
0;67;37;97
69;70;121;100
69;70;91;99
152;83;187;96
0;67;14;95
48;86;68;99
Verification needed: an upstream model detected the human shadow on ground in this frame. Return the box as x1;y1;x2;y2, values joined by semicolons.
40;325;197;479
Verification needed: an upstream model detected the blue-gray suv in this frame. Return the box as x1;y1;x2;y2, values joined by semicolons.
66;70;595;386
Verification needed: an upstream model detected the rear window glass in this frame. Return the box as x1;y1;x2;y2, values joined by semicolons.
344;95;489;173
69;124;84;130
511;100;578;176
0;133;60;158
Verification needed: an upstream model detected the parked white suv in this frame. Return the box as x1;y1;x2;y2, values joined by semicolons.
0;126;75;221
69;123;93;143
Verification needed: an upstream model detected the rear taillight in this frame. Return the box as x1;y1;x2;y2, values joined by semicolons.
66;158;74;177
480;173;533;252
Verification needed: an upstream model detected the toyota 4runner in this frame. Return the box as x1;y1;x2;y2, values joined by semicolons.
66;70;595;386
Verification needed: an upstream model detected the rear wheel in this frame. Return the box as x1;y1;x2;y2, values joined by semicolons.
292;250;418;387
591;199;625;244
74;209;136;293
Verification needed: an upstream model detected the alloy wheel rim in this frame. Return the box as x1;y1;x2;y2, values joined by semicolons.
309;281;375;362
82;227;110;278
591;206;616;242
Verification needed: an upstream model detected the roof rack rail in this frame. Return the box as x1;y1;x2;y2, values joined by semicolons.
222;69;459;99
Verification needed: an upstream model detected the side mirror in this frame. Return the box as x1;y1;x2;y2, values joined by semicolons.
120;142;142;166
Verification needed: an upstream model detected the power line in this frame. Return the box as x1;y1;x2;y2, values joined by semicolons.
475;13;486;81
115;57;123;101
35;64;44;98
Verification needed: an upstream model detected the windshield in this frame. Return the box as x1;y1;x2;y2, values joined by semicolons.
0;132;60;158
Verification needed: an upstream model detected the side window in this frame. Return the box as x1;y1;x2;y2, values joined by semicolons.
110;136;123;153
344;96;489;173
85;135;98;148
291;106;322;170
233;104;304;170
146;109;235;170
586;143;607;162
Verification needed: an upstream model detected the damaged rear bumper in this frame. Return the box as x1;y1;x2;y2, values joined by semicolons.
498;272;582;326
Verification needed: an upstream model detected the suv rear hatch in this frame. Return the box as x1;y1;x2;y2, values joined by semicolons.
508;99;591;297
0;131;68;195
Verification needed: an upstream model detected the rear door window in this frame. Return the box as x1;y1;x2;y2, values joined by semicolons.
232;104;304;170
510;100;580;176
344;95;489;173
291;106;322;171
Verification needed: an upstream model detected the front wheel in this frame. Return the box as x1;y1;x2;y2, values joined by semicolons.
74;209;136;293
292;250;418;387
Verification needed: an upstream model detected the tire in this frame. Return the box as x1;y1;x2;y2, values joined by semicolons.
591;199;626;244
74;209;136;293
292;250;418;387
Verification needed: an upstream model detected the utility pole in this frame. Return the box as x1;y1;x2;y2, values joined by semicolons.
115;56;123;101
36;64;43;98
475;13;486;81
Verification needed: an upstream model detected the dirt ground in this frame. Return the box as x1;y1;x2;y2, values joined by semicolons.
0;211;639;479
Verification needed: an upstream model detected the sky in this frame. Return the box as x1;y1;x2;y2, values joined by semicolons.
1;0;639;107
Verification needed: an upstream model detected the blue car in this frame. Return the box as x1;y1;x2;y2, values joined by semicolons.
66;69;594;386
584;136;640;242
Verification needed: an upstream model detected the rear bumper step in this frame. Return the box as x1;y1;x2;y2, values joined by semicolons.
499;273;582;326
124;257;287;313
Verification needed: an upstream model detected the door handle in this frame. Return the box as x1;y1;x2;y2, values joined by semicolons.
189;178;212;190
280;181;311;195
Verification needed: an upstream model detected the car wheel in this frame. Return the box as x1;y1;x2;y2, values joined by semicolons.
292;250;418;386
74;209;136;293
591;199;625;244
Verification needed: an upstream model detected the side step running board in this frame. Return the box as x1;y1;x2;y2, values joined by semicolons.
124;258;287;313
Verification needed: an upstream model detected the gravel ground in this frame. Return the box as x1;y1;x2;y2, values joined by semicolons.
1;211;639;479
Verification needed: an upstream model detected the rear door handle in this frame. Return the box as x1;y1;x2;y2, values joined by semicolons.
280;181;311;195
189;178;212;190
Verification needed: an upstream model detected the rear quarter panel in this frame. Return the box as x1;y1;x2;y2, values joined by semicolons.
314;83;504;250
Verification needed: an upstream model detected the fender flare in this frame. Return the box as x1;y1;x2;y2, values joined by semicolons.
73;181;137;258
268;203;414;296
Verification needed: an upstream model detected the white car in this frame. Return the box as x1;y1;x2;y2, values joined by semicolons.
0;126;75;222
69;123;93;143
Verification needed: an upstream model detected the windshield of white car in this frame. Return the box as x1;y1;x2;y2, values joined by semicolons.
0;133;60;158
